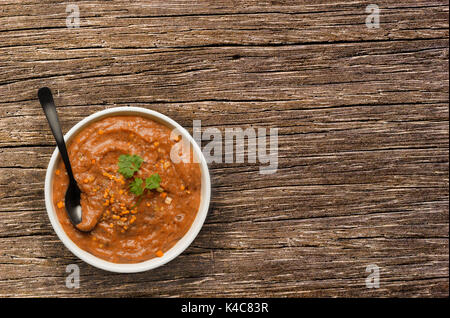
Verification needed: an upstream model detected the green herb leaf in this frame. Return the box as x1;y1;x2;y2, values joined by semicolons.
118;154;143;178
129;174;161;198
144;173;161;190
129;177;144;196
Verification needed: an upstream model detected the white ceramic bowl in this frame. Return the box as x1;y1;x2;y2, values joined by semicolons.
44;106;211;273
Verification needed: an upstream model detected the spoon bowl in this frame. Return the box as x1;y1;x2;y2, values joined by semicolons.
38;87;83;227
65;180;82;225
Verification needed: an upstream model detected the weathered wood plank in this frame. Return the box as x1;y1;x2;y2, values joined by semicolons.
0;0;448;48
1;39;448;106
0;0;448;297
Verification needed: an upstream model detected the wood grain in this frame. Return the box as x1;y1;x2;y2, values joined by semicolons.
0;0;448;297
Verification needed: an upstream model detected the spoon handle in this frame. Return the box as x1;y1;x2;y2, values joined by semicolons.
38;87;76;183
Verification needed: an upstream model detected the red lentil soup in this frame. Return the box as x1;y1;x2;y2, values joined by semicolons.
52;115;201;263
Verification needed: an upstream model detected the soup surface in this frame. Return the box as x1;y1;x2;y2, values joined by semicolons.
52;115;201;263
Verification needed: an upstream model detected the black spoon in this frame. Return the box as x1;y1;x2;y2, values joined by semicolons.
38;87;83;226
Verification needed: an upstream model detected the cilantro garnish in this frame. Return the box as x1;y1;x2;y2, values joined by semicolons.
117;154;162;198
118;154;143;178
129;177;144;196
145;174;161;190
128;173;161;196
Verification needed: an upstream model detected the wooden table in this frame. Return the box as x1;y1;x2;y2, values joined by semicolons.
0;0;448;297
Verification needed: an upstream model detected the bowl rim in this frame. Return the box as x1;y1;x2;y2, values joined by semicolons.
44;106;211;273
